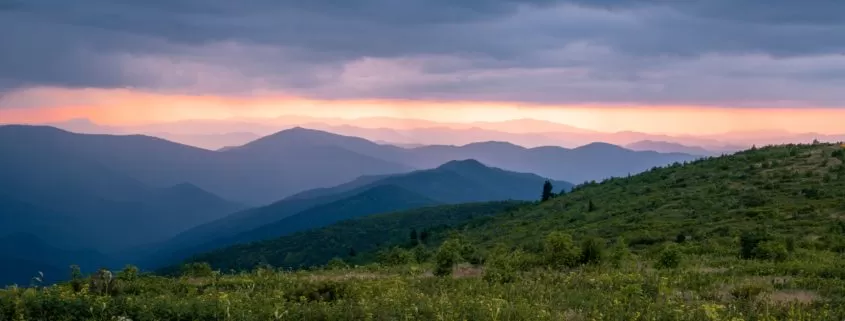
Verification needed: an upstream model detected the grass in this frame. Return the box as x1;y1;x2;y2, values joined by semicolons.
3;261;844;320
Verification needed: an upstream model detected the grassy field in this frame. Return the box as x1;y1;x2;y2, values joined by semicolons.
2;261;843;320
3;143;845;320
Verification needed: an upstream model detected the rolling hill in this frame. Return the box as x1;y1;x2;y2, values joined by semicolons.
178;201;527;272
145;159;571;267
184;143;845;275
452;143;845;254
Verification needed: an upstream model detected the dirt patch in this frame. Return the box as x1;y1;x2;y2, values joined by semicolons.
766;290;820;306
697;267;728;274
304;272;383;282
452;265;484;279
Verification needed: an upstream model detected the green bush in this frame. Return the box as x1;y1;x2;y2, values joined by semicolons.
754;241;789;262
579;237;605;265
543;231;580;268
411;244;431;263
377;247;414;266
434;239;462;276
609;238;632;268
326;257;349;270
181;262;213;278
655;244;682;269
117;265;139;282
483;246;526;284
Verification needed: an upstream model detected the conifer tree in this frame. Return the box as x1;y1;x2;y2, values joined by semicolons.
541;180;554;202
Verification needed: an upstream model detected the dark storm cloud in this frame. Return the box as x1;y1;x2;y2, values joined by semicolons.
2;0;845;106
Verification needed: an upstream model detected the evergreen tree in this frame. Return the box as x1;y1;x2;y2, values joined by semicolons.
410;229;418;244
587;199;596;212
541;180;554;202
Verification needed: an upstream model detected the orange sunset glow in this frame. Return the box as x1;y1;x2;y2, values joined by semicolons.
1;87;843;136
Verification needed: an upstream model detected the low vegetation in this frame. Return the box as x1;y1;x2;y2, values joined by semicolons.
4;143;845;319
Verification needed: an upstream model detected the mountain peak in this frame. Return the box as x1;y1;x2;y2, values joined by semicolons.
437;159;489;171
234;127;347;150
574;142;626;151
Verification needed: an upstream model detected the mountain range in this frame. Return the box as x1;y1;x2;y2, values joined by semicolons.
145;159;573;267
1;123;697;283
43;117;845;153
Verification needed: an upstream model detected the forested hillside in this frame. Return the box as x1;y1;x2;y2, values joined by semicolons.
147;160;568;267
176;201;527;272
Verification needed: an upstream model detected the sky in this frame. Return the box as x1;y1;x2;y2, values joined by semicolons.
1;0;844;135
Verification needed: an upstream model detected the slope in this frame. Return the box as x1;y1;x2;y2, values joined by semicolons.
148;160;570;266
0;125;245;251
180;143;845;275
215;185;439;248
179;201;527;272
444;143;845;258
0;233;114;286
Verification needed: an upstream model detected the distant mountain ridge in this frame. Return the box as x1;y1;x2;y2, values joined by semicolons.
404;141;699;184
0;125;412;205
145;159;572;267
0;125;246;251
624;140;740;156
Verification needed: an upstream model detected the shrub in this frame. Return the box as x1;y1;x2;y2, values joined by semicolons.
483;246;526;284
579;237;605;265
434;239;462;277
609;238;632;268
740;230;767;260
181;262;214;278
754;241;789;262
117;265;139;282
411;244;431;263
377;247;414;266
655;244;682;269
740;230;787;261
326;257;349;270
69;265;84;293
543;231;580;268
460;242;485;266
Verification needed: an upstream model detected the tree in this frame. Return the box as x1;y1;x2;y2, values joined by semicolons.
587;199;596;212
541;180;554;202
410;229;418;244
348;247;357;257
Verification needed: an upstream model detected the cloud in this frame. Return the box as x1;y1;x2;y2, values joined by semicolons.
1;0;845;107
